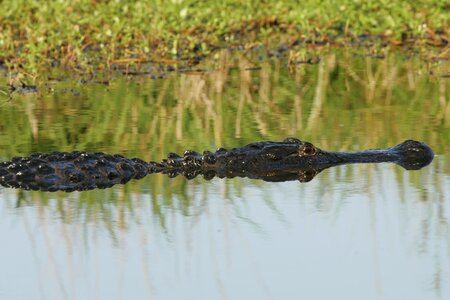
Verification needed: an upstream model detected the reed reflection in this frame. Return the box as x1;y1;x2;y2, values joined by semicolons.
0;49;448;298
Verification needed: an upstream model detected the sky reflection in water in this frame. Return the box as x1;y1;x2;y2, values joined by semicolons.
0;50;449;299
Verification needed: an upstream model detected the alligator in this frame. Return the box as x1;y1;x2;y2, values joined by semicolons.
0;152;150;192
0;138;434;192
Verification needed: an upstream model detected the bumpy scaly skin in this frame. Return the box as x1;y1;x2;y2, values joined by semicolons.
0;151;152;192
155;138;435;182
0;138;434;191
155;138;324;181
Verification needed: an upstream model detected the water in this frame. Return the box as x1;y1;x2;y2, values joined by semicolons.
0;50;449;300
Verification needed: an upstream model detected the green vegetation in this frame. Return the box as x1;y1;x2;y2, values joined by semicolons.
0;50;448;233
0;0;448;80
1;51;447;156
0;0;448;231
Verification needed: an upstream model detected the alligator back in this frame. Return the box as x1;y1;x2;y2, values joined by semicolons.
0;151;151;192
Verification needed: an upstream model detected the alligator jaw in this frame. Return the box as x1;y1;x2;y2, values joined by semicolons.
329;140;434;170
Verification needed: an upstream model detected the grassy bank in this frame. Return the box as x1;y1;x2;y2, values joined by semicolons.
0;0;448;80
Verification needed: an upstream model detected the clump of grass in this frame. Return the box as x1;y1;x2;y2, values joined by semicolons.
0;0;448;81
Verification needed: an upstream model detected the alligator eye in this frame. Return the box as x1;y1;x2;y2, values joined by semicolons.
298;170;318;182
300;143;317;156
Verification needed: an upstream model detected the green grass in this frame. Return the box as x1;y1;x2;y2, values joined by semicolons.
0;0;448;80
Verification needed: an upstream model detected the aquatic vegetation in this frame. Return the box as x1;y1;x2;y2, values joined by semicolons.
0;0;448;81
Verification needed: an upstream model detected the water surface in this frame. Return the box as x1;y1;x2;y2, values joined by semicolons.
0;49;449;300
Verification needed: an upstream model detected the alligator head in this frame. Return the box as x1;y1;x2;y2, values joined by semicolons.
156;138;434;182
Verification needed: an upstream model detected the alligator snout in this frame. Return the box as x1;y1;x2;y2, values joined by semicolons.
391;140;434;170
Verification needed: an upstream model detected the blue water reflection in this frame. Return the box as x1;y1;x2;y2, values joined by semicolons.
0;158;448;300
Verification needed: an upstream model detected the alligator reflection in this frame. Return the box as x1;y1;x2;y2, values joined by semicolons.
0;138;434;192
